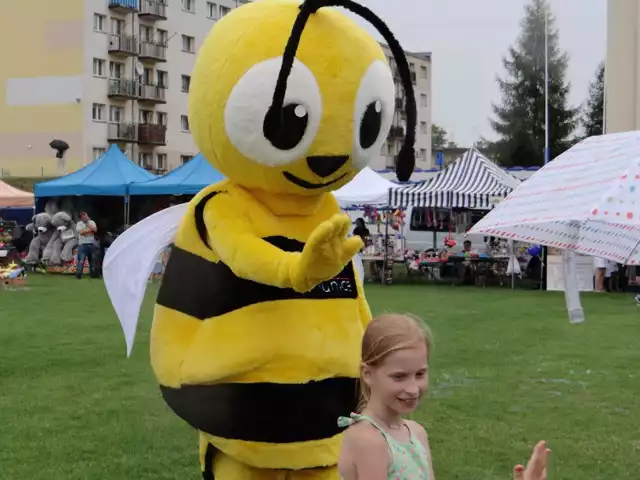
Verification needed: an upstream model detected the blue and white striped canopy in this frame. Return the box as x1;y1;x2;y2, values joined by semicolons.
388;149;520;209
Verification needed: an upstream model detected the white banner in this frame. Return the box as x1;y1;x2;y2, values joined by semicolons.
546;253;594;292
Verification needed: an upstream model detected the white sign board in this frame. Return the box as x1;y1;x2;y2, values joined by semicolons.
546;253;594;292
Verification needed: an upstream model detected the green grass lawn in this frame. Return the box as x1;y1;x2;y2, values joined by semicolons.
1;276;638;479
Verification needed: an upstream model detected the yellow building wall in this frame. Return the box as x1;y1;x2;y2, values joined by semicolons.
606;0;640;133
0;0;85;177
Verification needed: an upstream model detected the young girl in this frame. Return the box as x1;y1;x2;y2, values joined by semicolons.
338;313;550;480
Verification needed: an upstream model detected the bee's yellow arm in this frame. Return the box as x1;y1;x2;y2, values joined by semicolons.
202;193;299;288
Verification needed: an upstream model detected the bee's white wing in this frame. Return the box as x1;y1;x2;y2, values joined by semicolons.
103;203;189;357
354;253;364;284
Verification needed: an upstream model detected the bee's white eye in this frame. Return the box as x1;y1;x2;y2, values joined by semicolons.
224;57;322;167
352;60;395;169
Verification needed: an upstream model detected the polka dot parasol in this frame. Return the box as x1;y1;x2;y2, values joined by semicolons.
469;131;640;266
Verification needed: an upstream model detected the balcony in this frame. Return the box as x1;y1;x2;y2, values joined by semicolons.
139;42;167;62
138;84;166;104
139;0;167;20
387;125;404;142
138;123;167;146
109;0;139;13
144;167;168;175
108;78;138;99
108;122;138;143
108;34;138;57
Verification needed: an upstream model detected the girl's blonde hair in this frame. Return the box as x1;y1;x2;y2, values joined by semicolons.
358;313;433;412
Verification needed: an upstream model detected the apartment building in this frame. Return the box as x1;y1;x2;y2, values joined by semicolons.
0;0;431;177
379;46;433;171
605;0;640;134
0;0;249;177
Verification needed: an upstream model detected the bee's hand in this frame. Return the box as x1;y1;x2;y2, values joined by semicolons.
290;214;363;293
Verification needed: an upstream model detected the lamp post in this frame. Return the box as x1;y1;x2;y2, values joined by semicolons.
544;9;549;165
49;139;69;175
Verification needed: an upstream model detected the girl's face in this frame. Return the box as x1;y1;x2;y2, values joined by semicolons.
364;343;429;415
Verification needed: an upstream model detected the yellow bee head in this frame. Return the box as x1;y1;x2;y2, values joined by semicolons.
189;0;416;195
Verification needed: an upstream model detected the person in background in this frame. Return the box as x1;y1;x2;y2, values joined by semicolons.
457;240;476;285
75;211;98;279
593;256;616;293
352;217;371;242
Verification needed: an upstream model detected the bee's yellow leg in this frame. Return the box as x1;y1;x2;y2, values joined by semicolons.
199;435;338;480
285;466;340;480
213;453;284;480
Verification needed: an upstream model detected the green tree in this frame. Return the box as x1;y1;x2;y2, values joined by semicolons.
582;62;604;137
489;0;578;167
431;124;449;149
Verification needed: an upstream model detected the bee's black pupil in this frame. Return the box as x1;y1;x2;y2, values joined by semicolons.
263;103;309;151
360;101;382;149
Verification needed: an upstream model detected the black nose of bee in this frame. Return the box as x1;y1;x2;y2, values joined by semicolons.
306;155;349;178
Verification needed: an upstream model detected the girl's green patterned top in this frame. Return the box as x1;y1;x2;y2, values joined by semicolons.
338;412;430;480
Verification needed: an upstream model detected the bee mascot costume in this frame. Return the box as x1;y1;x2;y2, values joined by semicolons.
103;0;416;478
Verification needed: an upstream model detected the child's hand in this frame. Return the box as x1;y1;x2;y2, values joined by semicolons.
513;441;551;480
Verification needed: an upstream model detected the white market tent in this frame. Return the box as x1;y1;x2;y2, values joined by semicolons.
333;166;397;207
388;149;521;209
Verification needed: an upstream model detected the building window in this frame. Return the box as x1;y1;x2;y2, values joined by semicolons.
219;5;230;16
139;109;154;124
139;152;153;168
181;155;194;164
181;35;195;53
420;121;427;134
157;153;167;170
419;148;427;160
111;18;123;35
157;112;167;126
109;61;123;79
157;70;168;88
156;29;168;45
181;115;190;132
420;65;428;79
181;75;191;92
109;105;123;123
182;0;195;13
92;103;105;121
420;93;427;107
93;147;106;159
141;67;153;85
93;14;106;32
207;2;218;18
93;58;105;77
140;25;153;42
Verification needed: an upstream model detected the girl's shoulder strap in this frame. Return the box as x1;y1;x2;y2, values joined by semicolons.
338;413;391;439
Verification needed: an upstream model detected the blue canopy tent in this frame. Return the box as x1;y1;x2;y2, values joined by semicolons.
34;145;157;223
129;153;224;196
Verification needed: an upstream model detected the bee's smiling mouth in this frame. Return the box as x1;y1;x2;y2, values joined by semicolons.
283;154;350;189
283;171;349;189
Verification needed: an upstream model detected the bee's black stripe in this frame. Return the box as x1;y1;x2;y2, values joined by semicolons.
161;377;358;444
194;191;225;249
156;237;358;320
202;443;215;479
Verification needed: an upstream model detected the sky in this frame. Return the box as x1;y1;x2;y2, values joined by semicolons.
351;0;606;147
